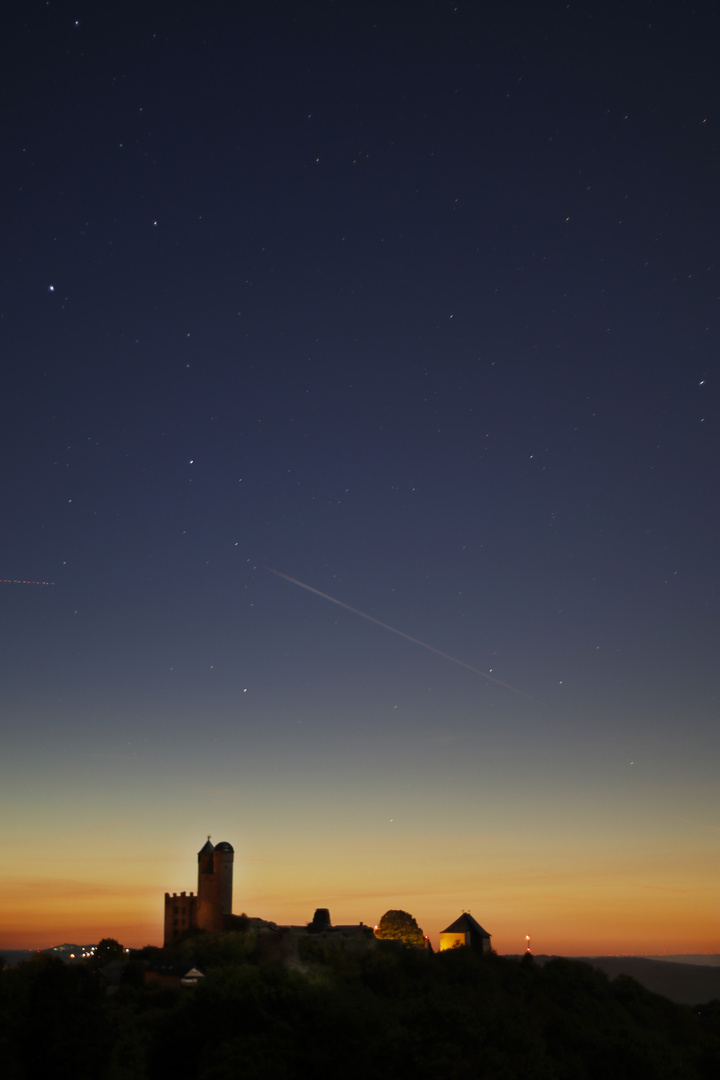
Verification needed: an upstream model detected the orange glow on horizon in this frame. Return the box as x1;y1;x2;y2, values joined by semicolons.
2;876;718;956
2;820;718;956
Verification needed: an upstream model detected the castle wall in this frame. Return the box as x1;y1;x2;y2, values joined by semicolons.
164;891;197;947
196;877;220;931
439;931;468;951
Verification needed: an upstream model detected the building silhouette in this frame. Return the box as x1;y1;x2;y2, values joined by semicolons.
439;912;492;952
164;838;234;946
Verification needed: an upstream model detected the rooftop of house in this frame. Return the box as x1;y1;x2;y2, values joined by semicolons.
441;913;491;938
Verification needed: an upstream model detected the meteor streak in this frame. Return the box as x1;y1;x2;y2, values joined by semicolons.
265;567;530;697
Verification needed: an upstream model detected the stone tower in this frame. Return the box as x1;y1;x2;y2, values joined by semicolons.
213;841;234;918
163;838;235;945
196;837;234;932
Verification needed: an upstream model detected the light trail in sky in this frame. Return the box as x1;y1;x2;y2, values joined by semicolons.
1;579;55;585
265;567;531;697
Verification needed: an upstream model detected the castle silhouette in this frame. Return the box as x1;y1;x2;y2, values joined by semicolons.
164;837;492;952
164;838;234;946
163;837;378;949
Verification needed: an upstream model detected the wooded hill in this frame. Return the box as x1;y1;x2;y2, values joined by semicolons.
2;936;719;1078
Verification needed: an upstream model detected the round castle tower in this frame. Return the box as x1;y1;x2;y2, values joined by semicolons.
213;840;234;918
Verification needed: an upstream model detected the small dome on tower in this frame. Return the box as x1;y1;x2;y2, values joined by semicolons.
214;841;234;853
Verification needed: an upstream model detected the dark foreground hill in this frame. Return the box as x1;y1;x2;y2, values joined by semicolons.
1;939;719;1078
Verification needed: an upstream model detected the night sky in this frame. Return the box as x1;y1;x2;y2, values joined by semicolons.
1;0;718;954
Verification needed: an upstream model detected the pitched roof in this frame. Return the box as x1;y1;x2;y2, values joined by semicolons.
440;913;491;938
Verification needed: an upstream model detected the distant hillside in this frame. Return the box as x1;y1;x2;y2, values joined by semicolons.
519;955;720;1006
589;957;720;1006
0;944;92;968
647;955;720;968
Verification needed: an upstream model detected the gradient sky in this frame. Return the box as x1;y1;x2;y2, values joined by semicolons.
1;0;718;955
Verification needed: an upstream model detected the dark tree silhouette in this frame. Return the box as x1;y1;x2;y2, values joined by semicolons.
94;938;124;965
